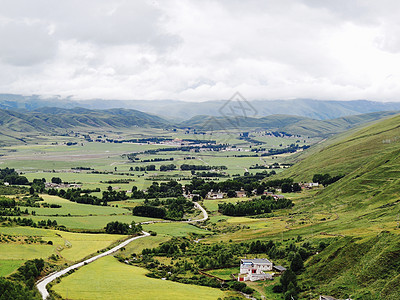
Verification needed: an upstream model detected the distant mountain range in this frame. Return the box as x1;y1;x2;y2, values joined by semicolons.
179;111;399;137
0;107;168;134
2;93;400;120
0;106;398;142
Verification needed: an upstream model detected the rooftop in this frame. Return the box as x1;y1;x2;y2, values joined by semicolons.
241;258;272;264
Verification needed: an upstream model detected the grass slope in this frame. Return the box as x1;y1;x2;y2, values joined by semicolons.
302;232;400;300
52;256;226;300
180;111;399;137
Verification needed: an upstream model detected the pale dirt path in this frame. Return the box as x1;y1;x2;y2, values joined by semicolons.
36;202;208;299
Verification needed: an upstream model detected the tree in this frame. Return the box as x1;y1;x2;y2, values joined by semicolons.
284;281;298;300
51;177;62;184
281;183;292;193
227;190;236;198
280;268;297;292
290;252;304;274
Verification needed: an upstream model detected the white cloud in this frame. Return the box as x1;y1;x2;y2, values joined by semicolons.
1;0;400;101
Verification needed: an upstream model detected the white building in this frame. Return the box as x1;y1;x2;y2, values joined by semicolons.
238;258;273;281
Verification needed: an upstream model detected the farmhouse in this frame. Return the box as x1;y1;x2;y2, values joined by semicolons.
238;258;273;281
207;191;225;199
235;189;246;198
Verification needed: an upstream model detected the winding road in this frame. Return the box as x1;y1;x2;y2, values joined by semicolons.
36;202;208;300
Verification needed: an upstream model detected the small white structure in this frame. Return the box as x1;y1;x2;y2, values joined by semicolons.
238;258;273;281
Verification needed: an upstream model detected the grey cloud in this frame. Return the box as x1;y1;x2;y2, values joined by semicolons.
0;20;56;66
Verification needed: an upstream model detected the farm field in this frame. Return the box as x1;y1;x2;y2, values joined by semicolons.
52;256;227;300
0;260;25;277
0;226;125;262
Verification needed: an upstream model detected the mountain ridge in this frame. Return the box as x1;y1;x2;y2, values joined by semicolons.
2;93;400;120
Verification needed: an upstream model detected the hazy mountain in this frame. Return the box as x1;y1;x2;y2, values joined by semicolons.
180;111;399;137
0;107;169;134
2;93;400;120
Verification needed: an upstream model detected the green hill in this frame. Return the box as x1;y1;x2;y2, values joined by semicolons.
0;107;169;134
302;232;400;299
275;113;400;299
180;111;399;137
280;112;400;181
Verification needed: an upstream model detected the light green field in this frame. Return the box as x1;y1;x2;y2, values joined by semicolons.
205;267;238;280
55;231;125;262
52;256;226;300
31;214;159;230
142;222;212;237
0;259;25;276
122;235;171;256
0;244;54;260
28;195;130;216
0;227;125;262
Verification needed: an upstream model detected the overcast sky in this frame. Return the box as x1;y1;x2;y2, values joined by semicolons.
1;0;400;101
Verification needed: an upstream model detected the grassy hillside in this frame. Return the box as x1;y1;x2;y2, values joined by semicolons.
281;113;400;180
0;107;169;134
273;114;400;299
301;232;400;300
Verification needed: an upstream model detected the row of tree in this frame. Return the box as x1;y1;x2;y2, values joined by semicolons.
104;221;142;235
218;197;294;216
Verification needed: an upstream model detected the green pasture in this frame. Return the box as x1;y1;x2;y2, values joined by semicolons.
142;222;212;237
0;226;126;262
0;244;55;260
52;256;226;300
205;267;238;280
0;260;25;277
55;231;125;262
27;195;130;216
122;235;171;256
30;215;159;230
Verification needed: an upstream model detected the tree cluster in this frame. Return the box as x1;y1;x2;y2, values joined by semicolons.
104;221;142;235
218;197;293;216
0;168;28;185
133;196;194;220
313;173;344;186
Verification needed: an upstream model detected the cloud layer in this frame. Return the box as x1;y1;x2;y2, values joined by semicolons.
1;0;400;101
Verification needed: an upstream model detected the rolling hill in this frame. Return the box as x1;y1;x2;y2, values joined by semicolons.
0;107;169;134
180;111;399;137
3;93;400;120
273;113;400;299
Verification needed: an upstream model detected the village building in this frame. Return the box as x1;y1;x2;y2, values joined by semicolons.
206;190;225;199
273;265;287;273
237;258;274;282
235;189;247;198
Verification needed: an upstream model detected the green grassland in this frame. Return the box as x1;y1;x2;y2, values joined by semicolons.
27;194;130;216
142;222;212;237
0;226;125;262
30;214;158;230
301;232;400;299
52;256;227;300
0;260;25;277
205;267;238;280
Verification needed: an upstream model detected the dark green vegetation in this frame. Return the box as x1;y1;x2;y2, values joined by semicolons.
218;197;293;216
130;235;321;297
0;259;45;299
133;197;195;220
104;221;142;235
